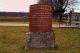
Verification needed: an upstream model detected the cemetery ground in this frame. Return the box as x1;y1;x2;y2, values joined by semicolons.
0;26;80;53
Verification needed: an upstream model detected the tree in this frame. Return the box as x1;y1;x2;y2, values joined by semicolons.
54;0;68;22
38;0;53;4
38;0;78;22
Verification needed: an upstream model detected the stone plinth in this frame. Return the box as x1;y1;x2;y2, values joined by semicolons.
27;32;55;48
27;4;55;48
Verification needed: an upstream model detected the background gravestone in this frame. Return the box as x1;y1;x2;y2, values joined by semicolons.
27;4;55;48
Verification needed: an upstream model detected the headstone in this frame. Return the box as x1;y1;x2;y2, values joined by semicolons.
27;4;55;48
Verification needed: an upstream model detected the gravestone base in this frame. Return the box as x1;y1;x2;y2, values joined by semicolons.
26;32;55;48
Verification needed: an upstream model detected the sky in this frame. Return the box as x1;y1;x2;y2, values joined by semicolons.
0;0;80;12
0;0;38;12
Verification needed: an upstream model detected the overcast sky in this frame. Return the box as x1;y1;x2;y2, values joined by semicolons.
0;0;38;12
0;0;80;12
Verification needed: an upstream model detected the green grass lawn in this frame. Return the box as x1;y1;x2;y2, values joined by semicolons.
0;26;80;53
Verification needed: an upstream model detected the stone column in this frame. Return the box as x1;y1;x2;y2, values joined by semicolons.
27;4;55;48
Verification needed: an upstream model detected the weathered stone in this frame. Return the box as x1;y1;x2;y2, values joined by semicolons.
26;4;55;48
26;32;55;48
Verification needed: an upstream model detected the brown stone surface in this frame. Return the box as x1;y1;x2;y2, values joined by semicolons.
27;4;55;48
29;4;52;32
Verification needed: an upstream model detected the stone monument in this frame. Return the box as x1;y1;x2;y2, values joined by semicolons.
27;4;55;48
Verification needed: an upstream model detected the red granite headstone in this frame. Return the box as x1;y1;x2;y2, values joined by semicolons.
29;4;52;32
27;4;55;48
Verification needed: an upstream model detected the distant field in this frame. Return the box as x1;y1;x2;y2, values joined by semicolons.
0;16;28;22
0;21;29;24
0;26;80;53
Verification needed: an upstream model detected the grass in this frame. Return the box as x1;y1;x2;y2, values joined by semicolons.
0;21;29;24
53;28;80;53
0;26;80;53
0;26;28;53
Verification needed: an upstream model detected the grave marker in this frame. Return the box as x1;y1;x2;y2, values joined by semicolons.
27;4;55;48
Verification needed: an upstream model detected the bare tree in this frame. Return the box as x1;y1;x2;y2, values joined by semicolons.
54;0;68;22
38;0;78;22
38;0;52;4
